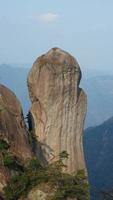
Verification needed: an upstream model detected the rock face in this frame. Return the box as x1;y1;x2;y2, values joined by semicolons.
28;48;87;173
0;84;32;160
20;188;47;200
0;84;32;194
0;85;31;160
0;167;10;196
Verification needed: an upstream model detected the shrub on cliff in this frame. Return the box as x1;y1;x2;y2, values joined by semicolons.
3;153;89;200
0;139;9;151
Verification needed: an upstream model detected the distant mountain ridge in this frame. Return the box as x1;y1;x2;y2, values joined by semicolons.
84;117;113;200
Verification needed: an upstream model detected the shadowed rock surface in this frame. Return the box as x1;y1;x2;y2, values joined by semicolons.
0;166;10;196
28;48;87;173
0;84;32;193
0;84;32;160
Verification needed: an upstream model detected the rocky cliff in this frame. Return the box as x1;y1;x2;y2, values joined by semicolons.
27;47;87;173
0;84;32;194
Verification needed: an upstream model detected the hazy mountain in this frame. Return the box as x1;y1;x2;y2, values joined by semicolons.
81;74;113;127
0;64;31;116
84;117;113;200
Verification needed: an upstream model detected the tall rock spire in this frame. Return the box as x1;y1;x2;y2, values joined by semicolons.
27;48;87;173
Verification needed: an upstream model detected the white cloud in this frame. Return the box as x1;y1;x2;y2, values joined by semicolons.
30;12;59;23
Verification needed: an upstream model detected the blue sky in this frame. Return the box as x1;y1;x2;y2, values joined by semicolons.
0;0;113;71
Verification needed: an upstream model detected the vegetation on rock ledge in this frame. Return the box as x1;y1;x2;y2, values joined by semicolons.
2;150;89;200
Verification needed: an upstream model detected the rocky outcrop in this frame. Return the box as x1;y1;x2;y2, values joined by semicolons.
28;47;87;173
0;84;32;160
20;188;47;200
20;187;77;200
0;84;32;193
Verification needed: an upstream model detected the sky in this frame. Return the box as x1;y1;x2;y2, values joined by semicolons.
0;0;113;71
